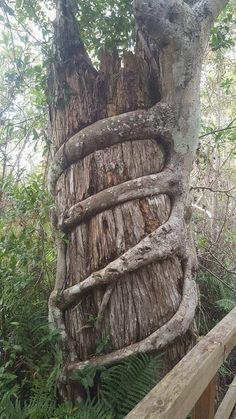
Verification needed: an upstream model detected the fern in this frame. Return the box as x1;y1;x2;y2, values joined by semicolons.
0;395;27;419
75;400;113;419
24;393;56;419
100;353;163;418
216;298;236;312
50;401;78;418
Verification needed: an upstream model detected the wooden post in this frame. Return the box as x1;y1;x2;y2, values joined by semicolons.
231;405;236;419
125;307;236;419
214;375;236;419
192;376;217;419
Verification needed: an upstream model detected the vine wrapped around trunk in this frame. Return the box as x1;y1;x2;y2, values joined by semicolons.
48;0;229;399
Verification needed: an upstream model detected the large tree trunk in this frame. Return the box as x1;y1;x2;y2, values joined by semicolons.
48;0;229;400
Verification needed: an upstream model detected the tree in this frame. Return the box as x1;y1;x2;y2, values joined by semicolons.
47;0;229;399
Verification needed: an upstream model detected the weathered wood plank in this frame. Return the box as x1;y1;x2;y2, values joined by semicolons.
192;376;217;419
214;375;236;419
125;307;236;419
231;404;236;419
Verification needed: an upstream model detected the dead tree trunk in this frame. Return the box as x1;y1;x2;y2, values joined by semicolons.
48;0;229;399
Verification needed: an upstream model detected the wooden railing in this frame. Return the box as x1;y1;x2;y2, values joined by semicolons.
125;306;236;419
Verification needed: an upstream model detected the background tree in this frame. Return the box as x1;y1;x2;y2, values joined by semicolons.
47;0;229;399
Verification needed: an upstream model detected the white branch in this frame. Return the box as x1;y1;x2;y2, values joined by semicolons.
192;203;212;218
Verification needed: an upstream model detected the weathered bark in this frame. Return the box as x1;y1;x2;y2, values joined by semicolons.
48;0;229;399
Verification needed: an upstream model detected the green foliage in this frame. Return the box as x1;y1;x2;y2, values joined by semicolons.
75;400;113;419
75;0;135;58
197;269;236;334
70;353;163;419
210;12;235;51
0;173;59;414
0;393;78;418
100;353;163;418
72;364;106;399
95;334;111;355
216;298;236;312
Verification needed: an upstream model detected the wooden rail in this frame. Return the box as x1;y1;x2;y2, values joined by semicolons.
125;306;236;419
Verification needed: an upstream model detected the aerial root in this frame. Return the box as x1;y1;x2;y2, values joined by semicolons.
66;255;198;374
95;283;116;328
60;200;185;310
59;170;178;230
47;98;198;377
48;102;176;194
48;235;77;362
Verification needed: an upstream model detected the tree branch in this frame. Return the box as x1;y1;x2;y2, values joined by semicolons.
192;203;212;218
200;254;236;277
195;0;230;23
191;186;236;194
199;264;236;295
133;0;195;45
199;120;236;139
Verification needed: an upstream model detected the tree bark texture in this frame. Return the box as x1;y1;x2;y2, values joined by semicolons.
48;0;229;399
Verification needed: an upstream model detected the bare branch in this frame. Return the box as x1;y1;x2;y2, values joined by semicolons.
191;186;236;194
199;120;236;139
201;253;236;276
209;252;236;276
192;203;212;218
199;264;236;295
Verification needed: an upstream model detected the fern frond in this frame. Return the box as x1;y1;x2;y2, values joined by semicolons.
0;395;27;419
76;399;113;419
100;353;163;418
216;298;236;312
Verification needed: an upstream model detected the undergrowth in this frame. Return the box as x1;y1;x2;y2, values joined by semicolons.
0;174;164;418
